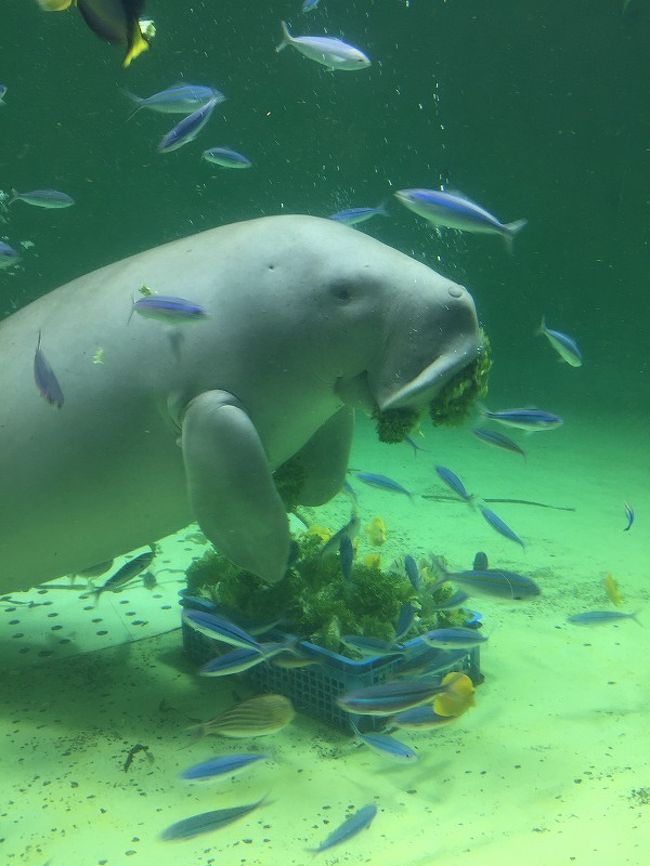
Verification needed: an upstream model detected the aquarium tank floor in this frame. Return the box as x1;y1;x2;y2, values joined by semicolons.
1;415;648;866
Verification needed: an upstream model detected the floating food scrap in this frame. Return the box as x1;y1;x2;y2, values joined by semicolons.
365;516;387;546
604;573;623;607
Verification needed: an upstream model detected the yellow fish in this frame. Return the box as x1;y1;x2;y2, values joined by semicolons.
363;553;381;569
604;573;623;607
36;0;150;68
36;0;74;9
306;525;332;543
365;516;387;546
432;671;475;718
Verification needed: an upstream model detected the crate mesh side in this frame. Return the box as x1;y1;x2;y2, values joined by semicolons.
182;617;480;732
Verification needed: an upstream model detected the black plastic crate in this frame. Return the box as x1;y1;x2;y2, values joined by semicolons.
181;599;481;731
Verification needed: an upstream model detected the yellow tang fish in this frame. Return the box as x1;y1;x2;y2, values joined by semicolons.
365;516;387;546
604;573;623;607
363;553;381;569
432;671;475;718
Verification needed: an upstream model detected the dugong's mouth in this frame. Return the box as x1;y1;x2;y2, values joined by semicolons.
335;339;481;417
376;346;480;412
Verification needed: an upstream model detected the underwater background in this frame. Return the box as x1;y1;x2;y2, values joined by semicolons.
1;2;650;865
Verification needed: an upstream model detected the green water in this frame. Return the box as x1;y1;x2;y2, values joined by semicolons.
2;0;648;414
1;3;649;865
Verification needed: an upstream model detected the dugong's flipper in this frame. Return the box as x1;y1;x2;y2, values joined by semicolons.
290;406;354;506
181;391;290;584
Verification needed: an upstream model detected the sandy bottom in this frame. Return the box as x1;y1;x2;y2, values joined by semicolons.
1;414;649;866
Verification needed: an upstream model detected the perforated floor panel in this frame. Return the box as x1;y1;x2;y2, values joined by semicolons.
0;525;210;669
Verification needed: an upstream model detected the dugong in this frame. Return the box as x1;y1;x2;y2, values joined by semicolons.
0;215;481;594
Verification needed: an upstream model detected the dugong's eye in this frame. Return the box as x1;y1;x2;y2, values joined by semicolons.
330;281;353;302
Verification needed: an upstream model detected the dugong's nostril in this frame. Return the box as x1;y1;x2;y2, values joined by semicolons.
448;285;464;299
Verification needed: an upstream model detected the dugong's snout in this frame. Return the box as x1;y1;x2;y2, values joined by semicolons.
369;277;482;413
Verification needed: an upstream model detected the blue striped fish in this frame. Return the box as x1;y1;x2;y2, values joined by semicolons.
308;804;377;852
180;752;266;781
479;506;525;548
160;798;265;840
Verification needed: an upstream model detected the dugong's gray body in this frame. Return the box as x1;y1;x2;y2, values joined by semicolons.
0;215;480;593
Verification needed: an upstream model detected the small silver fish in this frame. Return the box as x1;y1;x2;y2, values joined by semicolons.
308;804;377;853
435;465;473;503
93;548;155;602
328;204;387;225
161;798;266;841
354;472;413;500
126;83;224;117
537;316;582;367
0;84;7;105
567;610;641;626
182;609;262;652
480;405;563;432
158;96;220;153
479;505;525;548
394;188;526;251
9;188;74;208
351;723;418;762
34;331;64;408
422;627;488;649
132;295;208;322
276;21;371;71
202;147;252;169
179;752;267;781
472;427;526;458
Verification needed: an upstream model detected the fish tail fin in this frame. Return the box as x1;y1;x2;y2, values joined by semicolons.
376;198;391;216
476;401;489;419
8;188;19;206
276;20;292;52
123;27;150;69
535;315;546;337
123;90;144;120
502;218;527;254
631;610;643;626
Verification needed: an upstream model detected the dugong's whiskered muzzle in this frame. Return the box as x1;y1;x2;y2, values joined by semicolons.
376;339;481;412
367;279;482;414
